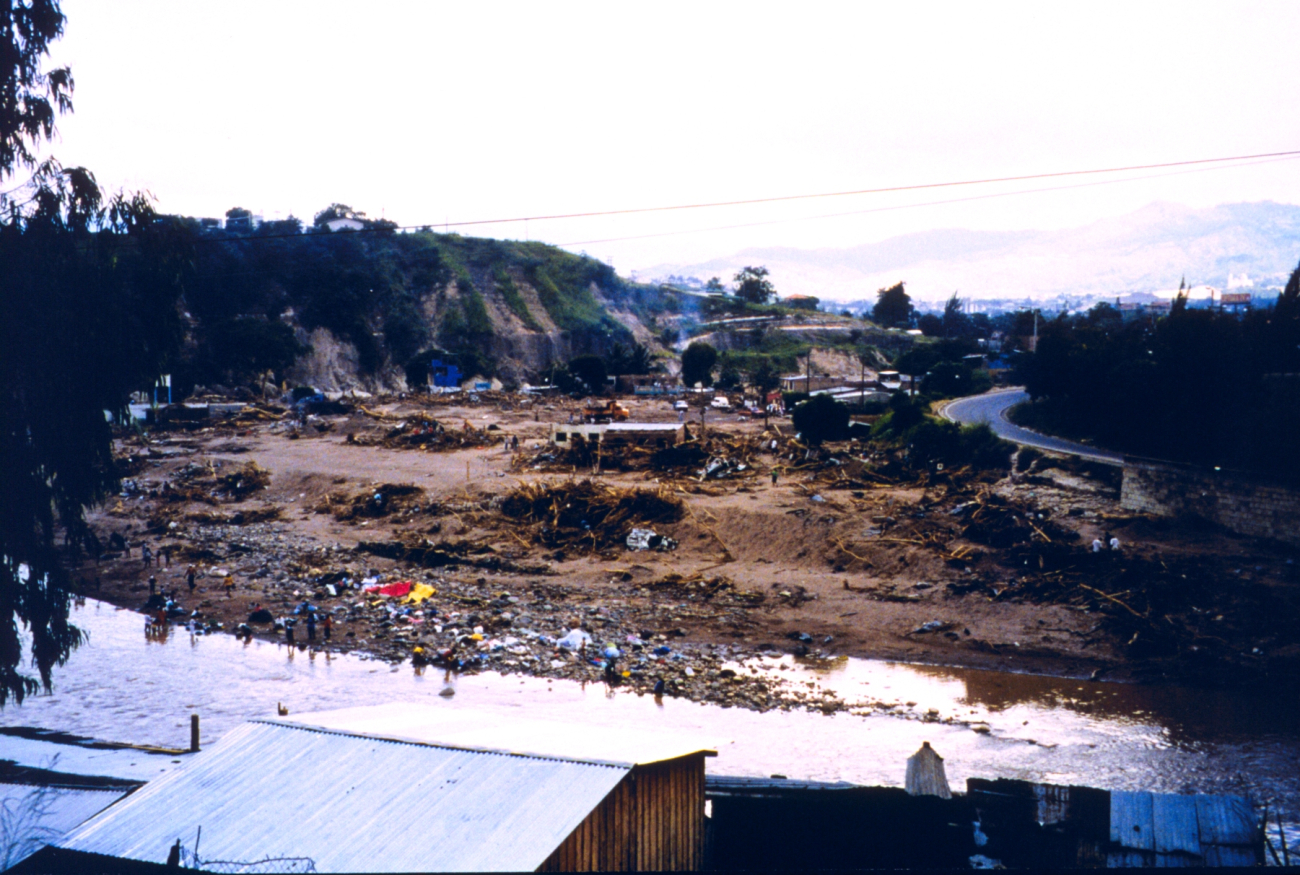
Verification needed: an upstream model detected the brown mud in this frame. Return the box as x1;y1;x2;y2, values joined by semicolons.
73;393;1300;716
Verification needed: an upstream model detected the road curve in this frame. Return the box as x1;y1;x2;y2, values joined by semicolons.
940;388;1124;466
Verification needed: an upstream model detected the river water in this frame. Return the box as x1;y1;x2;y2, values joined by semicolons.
4;600;1297;855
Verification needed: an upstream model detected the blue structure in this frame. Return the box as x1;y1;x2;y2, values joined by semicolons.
429;359;461;389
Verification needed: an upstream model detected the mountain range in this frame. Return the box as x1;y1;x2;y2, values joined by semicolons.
635;201;1300;304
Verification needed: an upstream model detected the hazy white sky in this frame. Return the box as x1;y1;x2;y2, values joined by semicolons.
45;1;1300;270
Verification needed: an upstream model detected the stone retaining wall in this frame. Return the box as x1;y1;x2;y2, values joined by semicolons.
1120;457;1300;546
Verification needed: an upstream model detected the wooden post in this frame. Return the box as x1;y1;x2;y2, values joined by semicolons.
190;714;200;752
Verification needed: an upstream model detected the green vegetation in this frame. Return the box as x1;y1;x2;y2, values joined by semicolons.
1014;273;1300;475
872;395;1013;472
872;282;912;328
792;394;850;445
681;341;718;388
493;265;543;331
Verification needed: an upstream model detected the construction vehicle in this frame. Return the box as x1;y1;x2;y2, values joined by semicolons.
582;399;630;423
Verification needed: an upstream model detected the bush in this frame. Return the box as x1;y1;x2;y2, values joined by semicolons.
906;421;1013;472
792;394;850;445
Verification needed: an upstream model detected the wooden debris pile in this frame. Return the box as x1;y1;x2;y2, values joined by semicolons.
348;413;501;452
315;483;432;521
354;536;550;574
498;480;685;551
215;462;272;499
186;506;283;526
641;573;765;604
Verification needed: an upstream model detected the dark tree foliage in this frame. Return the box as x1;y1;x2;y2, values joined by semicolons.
917;313;942;337
791;394;850;445
0;1;190;705
605;341;654;376
941;292;974;338
681;341;718;388
872;282;911;328
748;359;781;396
567;354;607;393
733;266;775;304
0;0;71;177
1016;264;1300;474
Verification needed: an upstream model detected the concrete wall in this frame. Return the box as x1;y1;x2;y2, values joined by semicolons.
1120;457;1300;546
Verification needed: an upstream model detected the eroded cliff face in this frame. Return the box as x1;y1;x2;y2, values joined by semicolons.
285;327;407;393
282;270;663;393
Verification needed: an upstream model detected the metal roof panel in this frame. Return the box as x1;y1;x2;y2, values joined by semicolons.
58;721;629;873
279;703;717;767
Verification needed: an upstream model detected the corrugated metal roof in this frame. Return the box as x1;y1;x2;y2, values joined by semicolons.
0;784;127;869
603;423;682;433
280;703;717;767
58;721;630;873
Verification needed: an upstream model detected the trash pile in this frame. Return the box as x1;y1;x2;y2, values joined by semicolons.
626;528;678;552
316;483;434;522
348;413;501;452
157;460;270;504
186;506;283;526
497;480;685;552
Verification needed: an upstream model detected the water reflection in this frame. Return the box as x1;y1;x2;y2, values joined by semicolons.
2;600;1297;830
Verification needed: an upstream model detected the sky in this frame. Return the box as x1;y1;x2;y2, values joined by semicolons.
42;1;1300;272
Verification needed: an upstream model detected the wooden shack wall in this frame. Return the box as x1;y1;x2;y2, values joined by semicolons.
539;754;706;872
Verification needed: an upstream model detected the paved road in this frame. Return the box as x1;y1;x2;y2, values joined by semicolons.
940;388;1124;465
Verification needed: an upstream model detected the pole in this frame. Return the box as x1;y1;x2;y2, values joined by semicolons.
190;714;200;752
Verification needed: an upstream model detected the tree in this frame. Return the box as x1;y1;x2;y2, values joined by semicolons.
567;354;607;393
733;266;775;305
941;292;973;338
705;277;724;293
1;1;186;705
791;394;849;445
606;341;654;376
680;341;718;388
872;282;911;328
917;313;943;337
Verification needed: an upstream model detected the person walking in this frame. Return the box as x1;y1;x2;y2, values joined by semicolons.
223;573;235;597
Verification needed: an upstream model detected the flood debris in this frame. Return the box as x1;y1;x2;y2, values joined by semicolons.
625;528;677;552
498;480;684;552
315;483;432;521
348;413;500;452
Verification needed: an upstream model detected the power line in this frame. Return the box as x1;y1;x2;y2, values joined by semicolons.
556;153;1300;248
439;148;1300;228
179;147;1300;245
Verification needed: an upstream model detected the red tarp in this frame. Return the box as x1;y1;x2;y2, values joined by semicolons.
363;581;413;597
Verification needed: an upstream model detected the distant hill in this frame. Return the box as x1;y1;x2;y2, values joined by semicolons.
636;201;1300;303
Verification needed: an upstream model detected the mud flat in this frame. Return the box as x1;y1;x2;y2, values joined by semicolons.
76;392;1300;714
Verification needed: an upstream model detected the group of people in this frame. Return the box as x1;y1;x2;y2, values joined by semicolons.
283;601;332;646
1091;531;1122;553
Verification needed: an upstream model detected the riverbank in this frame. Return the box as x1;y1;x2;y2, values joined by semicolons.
73;393;1300;711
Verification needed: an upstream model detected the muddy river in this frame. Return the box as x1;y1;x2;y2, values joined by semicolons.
4;601;1297;854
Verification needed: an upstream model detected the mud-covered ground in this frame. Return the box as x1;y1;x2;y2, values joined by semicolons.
74;392;1300;716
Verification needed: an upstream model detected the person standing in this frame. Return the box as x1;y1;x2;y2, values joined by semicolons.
148;576;157;596
306;611;316;643
186;565;197;593
322;613;332;642
285;620;295;646
141;544;152;568
223;573;235;597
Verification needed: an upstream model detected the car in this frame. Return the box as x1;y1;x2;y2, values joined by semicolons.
673;400;689;411
710;396;731;409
